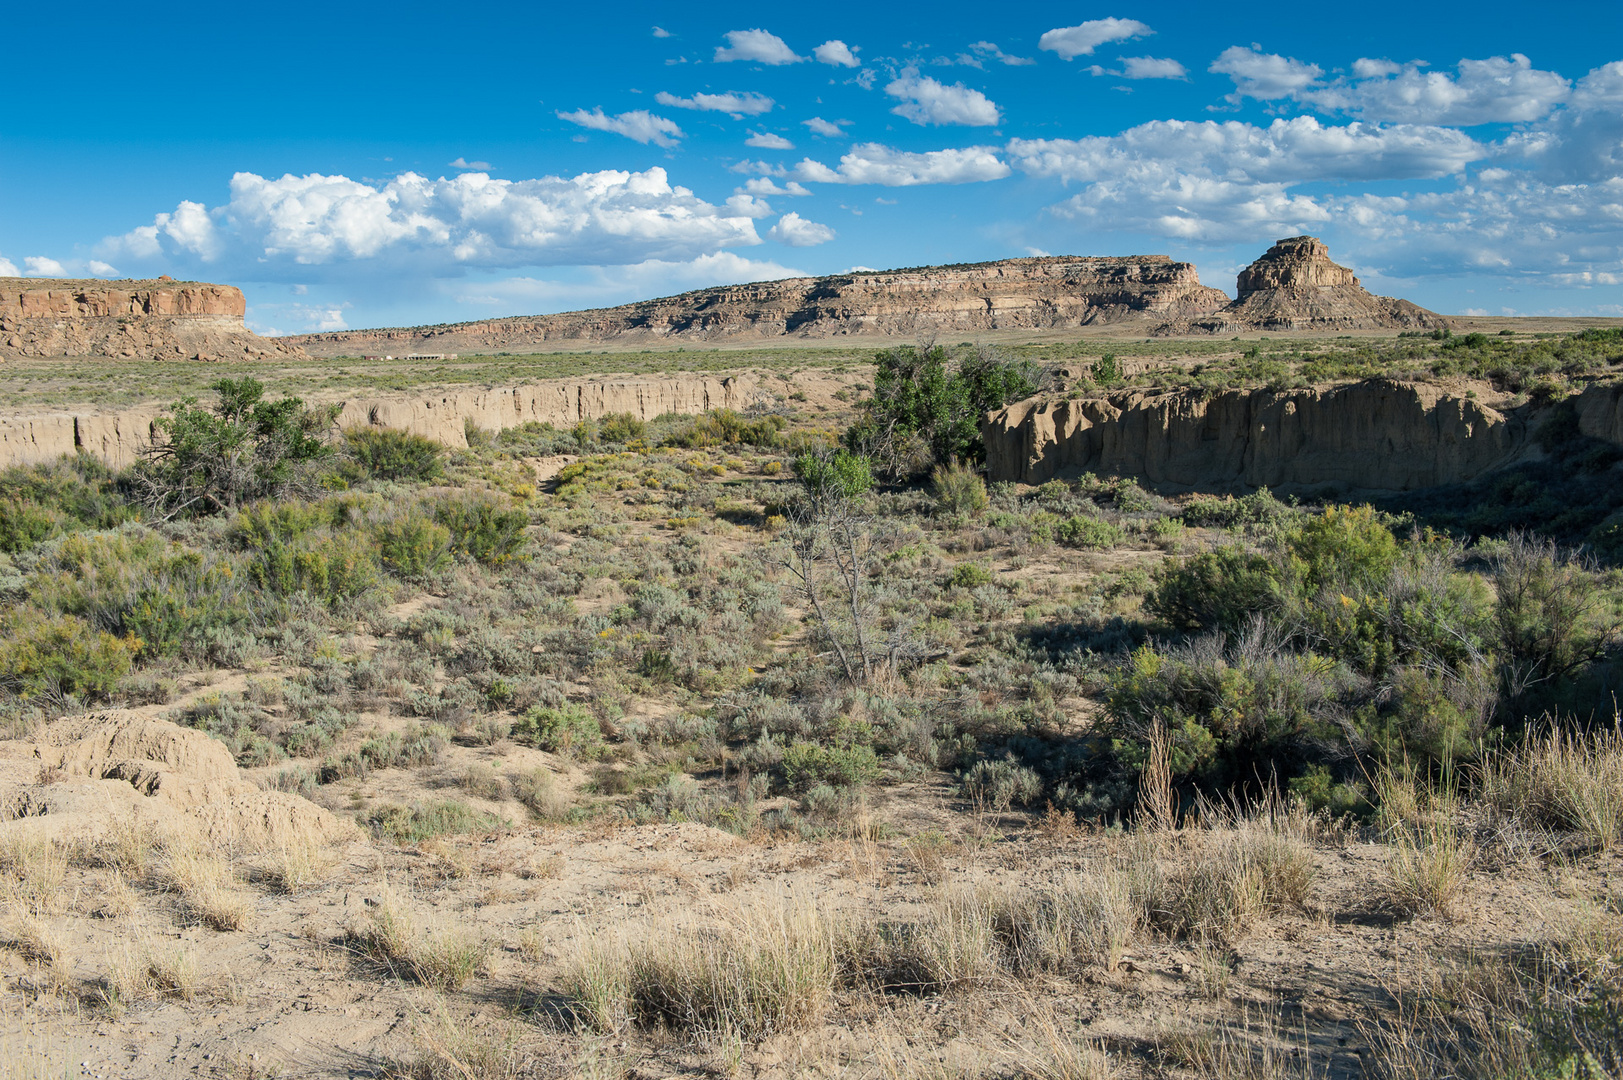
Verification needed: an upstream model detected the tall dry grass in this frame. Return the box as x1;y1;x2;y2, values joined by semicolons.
565;898;840;1038
1482;724;1623;851
155;837;253;931
350;887;489;992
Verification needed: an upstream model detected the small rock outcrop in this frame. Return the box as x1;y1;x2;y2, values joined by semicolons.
980;379;1623;492
286;256;1231;355
0;277;307;362
1167;237;1449;334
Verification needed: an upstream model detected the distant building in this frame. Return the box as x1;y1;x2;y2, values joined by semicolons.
381;353;459;360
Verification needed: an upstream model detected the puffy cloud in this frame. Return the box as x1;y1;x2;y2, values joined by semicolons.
449;157;492;170
655;90;775;117
885;72;1001;127
0;256;19;276
793;143;1011;186
724;194;775;218
102;168;764;276
1039;18;1152;60
1117;56;1188;80
714;29;801;65
1507;62;1623;183
768;212;836;246
814;40;859;68
1009;117;1482;186
1308;54;1572;125
651;26;671;39
743;177;812;197
745;131;795;150
803;117;850;137
557;108;684;148
1210;45;1323;102
1008;117;1489;243
24;257;68;277
970;41;1035;67
87;260;120;276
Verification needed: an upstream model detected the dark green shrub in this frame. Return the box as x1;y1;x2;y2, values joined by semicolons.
1146;547;1284;632
1285;505;1399;594
597;412;647;444
251;531;380;604
793;450;873;504
133;377;335;518
1180;489;1290;529
844;344;1040;472
959;757;1045;809
948;562;995;589
368;800;504;843
343;427;443;482
0;612;136;701
0;499;63;554
1091;353;1123;384
931;461;988;517
435;496;528;566
1056;515;1125;549
514;703;603;757
781;741;881;792
660;409;786;450
375;514;452;579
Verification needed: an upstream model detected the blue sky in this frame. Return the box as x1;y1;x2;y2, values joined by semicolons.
3;1;1620;333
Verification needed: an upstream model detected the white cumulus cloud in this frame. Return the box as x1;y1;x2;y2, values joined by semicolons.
814;40;860;68
87;260;120;276
804;117;851;137
1116;56;1188;80
1039;18;1152;60
793;143;1011;186
885;72;1001;127
970;41;1035;67
654;90;775;117
1210;45;1324;102
101;168;764;276
714;29;801;65
23;257;68;277
557;108;684;148
449;157;493;171
743;178;812;197
768;212;836;246
1308;54;1572;125
745;131;795;150
0;256;19;277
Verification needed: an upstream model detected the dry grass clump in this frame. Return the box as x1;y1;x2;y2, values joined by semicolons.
147;945;199;1001
565;898;840;1038
1158;1013;1320;1080
1385;817;1477;920
1482;725;1623;851
1365;900;1623;1078
1139;815;1318;943
265;829;333;895
351;888;489;992
156;838;253;931
3;916;65;970
0;834;68;917
512;767;571;821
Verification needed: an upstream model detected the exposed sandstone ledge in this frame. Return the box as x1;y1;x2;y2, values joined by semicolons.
0;373;766;469
984;379;1623;492
285;256;1231;355
0;277;304;362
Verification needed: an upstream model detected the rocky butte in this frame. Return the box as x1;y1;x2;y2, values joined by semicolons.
1164;236;1450;334
284;256;1231;355
0;277;306;362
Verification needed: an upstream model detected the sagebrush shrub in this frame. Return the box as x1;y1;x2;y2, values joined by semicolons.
343;427;443;482
514;703;603;757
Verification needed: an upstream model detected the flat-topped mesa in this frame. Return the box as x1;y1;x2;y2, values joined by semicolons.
285;255;1230;355
1164;236;1450;334
0;277;306;362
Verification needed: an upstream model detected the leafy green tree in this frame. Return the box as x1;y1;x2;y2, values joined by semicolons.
134;378;335;518
845;344;1041;475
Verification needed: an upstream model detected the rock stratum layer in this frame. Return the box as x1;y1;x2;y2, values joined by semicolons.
0;373;766;469
285;256;1231;354
985;379;1623;492
0;277;307;362
1165;237;1449;334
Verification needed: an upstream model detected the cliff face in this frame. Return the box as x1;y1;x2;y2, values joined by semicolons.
0;277;305;362
0;373;768;470
981;379;1623;492
1167;237;1449;334
286;256;1230;355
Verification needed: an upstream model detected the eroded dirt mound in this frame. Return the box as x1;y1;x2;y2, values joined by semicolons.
0;710;347;846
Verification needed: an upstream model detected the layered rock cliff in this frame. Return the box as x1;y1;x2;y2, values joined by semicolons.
0;373;767;469
1165;237;1449;334
0;277;306;362
984;379;1623;492
286;256;1231;355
